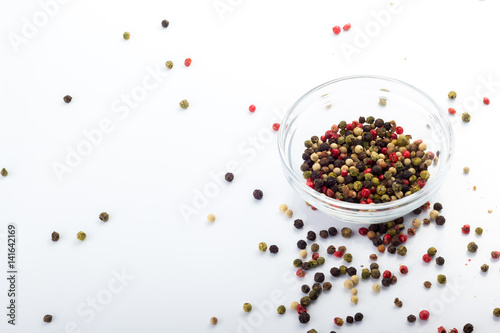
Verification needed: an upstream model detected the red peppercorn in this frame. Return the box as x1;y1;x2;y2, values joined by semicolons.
249;104;256;112
389;153;398;163
419;310;429;320
320;135;326;142
422;201;431;209
364;168;372;174
448;107;456;115
390;133;397;140
184;58;192;66
334;251;343;258
332;26;341;34
326;189;335;197
343;23;351;31
422;254;432;263
428;151;435;160
492;251;500;259
378;175;385;180
361;188;370;198
399;265;408;274
382;270;392;279
449;329;458;333
484;97;490;105
402;150;410;158
296;268;306;277
346;123;353;131
370;129;378;139
399;234;408;243
416;178;426;188
358;227;368;236
437;326;446;333
272;123;280;131
331;149;340;157
312;252;319;260
366;198;373;204
341;170;348;177
383;234;391;245
461;224;470;234
297;304;307;314
402;179;409;186
325;130;334;139
395;126;404;134
381;147;388;155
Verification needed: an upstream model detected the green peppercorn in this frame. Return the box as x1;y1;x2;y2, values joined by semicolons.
371;269;381;279
396;246;407;256
165;61;173;69
123;32;130;39
258;242;267;252
341;227;352;238
300;296;311;306
303;171;312;179
76;231;86;241
467;242;478;253
493;308;500;317
243;303;252;312
462;112;471;122
448;91;457;99
307;330;318;333
481;264;489;272
427;247;437;256
366;116;375;124
339;265;347;275
475;227;483;235
1;168;8;177
311;243;319;252
437;274;447;284
343;253;353;263
179;99;189;109
293;259;303;267
317;257;325;265
277;305;286;314
361;268;371;279
309;260;318;268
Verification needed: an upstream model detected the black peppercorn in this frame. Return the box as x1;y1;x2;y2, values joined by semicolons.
327;245;336;255
346;316;354;324
330;267;340;277
371;269;381;279
413;207;422;214
370;263;379;270
319;230;329;238
63;95;72;103
314;272;325;283
309;291;319;301
298;312;310;324
328;227;338;236
435;256;445;266
433;202;443;211
382;277;391;286
269;245;279;254
354;312;363;321
161;19;169;28
347;267;357;276
51;231;60;242
374;118;384;127
294;219;304;229
407;314;416;323
435;216;446;225
225;172;234;182
297;240;307;249
372;237;383;247
387;245;397;254
301;284;310;294
307;231;317;241
252;189;263;200
463;323;474;333
43;314;52;323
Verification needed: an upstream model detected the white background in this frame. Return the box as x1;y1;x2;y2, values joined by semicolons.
1;0;500;332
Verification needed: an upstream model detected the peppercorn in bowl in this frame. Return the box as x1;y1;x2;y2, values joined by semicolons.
278;76;454;223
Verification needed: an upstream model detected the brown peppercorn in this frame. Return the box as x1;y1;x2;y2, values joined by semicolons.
481;264;489;272
354;312;364;322
435;215;446;225
338;246;347;253
467;242;478;253
327;245;336;254
493;308;500;317
381;277;391;287
63;95;72;103
210;317;218;325
370;263;379;270
253;189;263;200
463;323;474;333
307;231;317;241
394;298;403;308
433;202;443;211
330;267;340;277
294;219;304;229
43;315;52;323
423;281;432;288
161;19;169;28
314;272;325;283
407;314;416;323
298;312;310;323
269;245;279;254
323;282;332;291
346;316;354;324
224;172;234;182
341;227;352;238
51;231;60;242
377;244;385;253
99;212;109;222
319;230;329;238
328;227;338;236
311;243;320;252
435;256;445;265
387;245;397;254
301;284;311;294
369;254;378;260
367;231;376;239
297;240;307;249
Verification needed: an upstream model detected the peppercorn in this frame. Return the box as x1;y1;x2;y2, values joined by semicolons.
334;317;344;326
407;314;416;323
412;218;421;228
433;202;443;211
307;231;317;241
311;243;319;252
481;264;489;272
307;330;317;333
347;267;357;276
462;112;471;122
370;263;379;270
423;281;432;288
350;288;358;295
253;189;263;200
372;283;381;292
299;250;308;258
394;298;403;308
243;303;252;312
493;308;500;317
396;246;407;256
293;259;303;267
63;95;72;103
328;227;338;236
467;242;478;253
419;310;429;320
290;301;299;310
423;218;431;225
377;245;385;253
294;219;304;229
400;265;408;274
123;32;130;39
179;99;189;109
361;268;370;279
407;228;416;236
341;227;352;238
299;312;310;323
327;245;336;254
319;230;329;238
76;231;86;241
314;272;325;283
302;261;311;271
224;172;234;182
448;91;457;99
371;269;381;279
297;240;307;250
210;317;218;325
344;280;354;289
369;254;378;260
475;227;483;235
354;312;363;321
437;274;447;284
387;245;397;254
164;61;173;69
338;246;347;253
413;207;422;214
99;212;109;222
463;166;470;174
269;245;279;254
430;210;439;220
161;19;169;28
51;231;60;242
343;253;353;263
301;285;311;294
351;295;359;304
435;216;446;225
435;256;445;266
427;247;437;256
300;296;311;306
463;323;474;333
43;314;52;323
323;282;332;291
330;267;340;277
318;257;326;266
339;265;347;275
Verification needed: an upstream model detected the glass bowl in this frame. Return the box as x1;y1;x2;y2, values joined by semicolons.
278;76;454;224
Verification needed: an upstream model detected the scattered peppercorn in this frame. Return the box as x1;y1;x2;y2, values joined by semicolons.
99;212;109;222
346;315;354;324
330;267;340;277
272;123;280;131
484;97;490;105
339;265;347;274
344;280;354;289
299;250;308;258
323;282;332;291
293;259;303;267
433;202;443;211
467;242;478;253
354;312;363;321
76;231;86;241
400;265;408;274
492;251;500;259
435;256;445;266
51;231;60;242
253;189;263;200
407;314;416;323
210;317;218;325
343;253;353;263
327;245;336;255
269;245;279;254
413;207;422;214
462;112;471;122
350;288;358;295
437;274;447;284
475;227;483;235
493;308;500;317
314;272;325;283
297;240;307;250
423;218;431;225
43;315;52;323
369;254;378;260
424;281;432;288
224;172;234;182
123;32;130;40
184;58;192;67
481;264;489;272
311;243;320;252
179;99;189;109
371;269;381;279
435;216;446;225
419;310;429;320
381;278;391;287
294;219;304;229
307;330;317;333
299;312;310;323
161;19;169;28
277;305;286;314
448;91;457;99
165;61;173;69
463;323;474;333
258;242;267;252
332;26;341;34
307;231;317;241
430;210;440;220
334;317;344;326
290;301;299;310
377;245;385;253
285;209;293;218
351;295;359;304
243;303;252;312
319;230;329;238
328;227;338;236
394;298;403;308
347;267;357;277
63;95;72;103
341;227;352;238
396;246;407;256
428;247;437;256
463;166;470;174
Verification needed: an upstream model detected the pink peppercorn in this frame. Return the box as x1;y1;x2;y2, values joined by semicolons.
312;253;319;260
184;58;192;66
272;123;280;131
333;251;343;258
382;270;392;279
437;326;446;333
383;234;391;245
462;224;470;234
422;254;432;263
419;310;429;320
358;227;368;236
249;105;256;112
296;268;305;277
484;97;490;105
491;251;500;259
395;126;404;134
448;107;456;115
297;304;307;314
399;234;408;243
332;26;341;34
400;265;408;274
343;23;351;31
